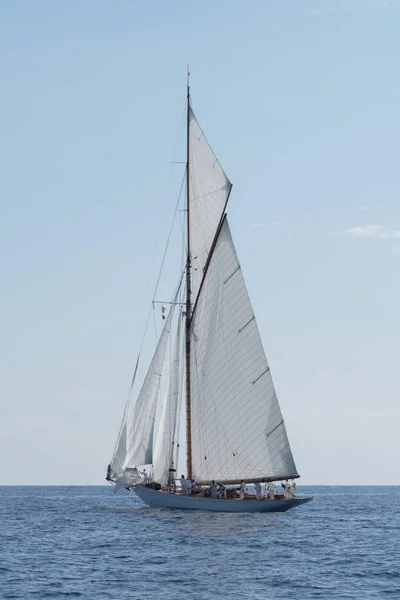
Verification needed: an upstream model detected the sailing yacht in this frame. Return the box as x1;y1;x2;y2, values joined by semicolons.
106;72;312;513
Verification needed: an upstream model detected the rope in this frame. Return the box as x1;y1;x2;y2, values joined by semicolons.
110;170;185;466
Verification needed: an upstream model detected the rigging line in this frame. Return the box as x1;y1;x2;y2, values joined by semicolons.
125;170;185;384
134;171;184;351
118;173;185;437
110;353;140;463
178;205;187;255
110;149;186;469
170;102;187;175
152;172;186;303
169;100;187;217
152;301;158;348
153;271;184;351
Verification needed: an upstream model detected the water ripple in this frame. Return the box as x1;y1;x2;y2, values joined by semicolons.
0;486;399;599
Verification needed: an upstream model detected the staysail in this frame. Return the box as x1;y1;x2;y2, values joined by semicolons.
109;301;176;479
188;106;232;301
190;218;298;483
152;314;183;484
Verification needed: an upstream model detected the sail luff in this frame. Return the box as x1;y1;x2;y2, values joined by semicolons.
185;72;193;480
188;105;232;303
190;148;232;321
190;219;298;483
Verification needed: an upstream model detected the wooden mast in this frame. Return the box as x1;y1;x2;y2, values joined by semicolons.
185;65;193;480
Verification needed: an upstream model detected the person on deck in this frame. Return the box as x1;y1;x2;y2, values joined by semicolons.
180;475;186;494
266;481;276;500
239;480;246;500
191;479;197;494
185;477;192;496
292;479;298;498
283;479;292;499
210;480;217;499
255;481;262;500
141;469;148;483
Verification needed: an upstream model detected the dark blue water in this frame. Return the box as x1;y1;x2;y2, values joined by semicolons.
1;486;399;599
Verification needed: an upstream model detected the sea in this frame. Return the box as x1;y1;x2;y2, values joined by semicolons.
0;486;399;599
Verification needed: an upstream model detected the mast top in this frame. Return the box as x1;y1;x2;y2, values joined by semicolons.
187;64;190;98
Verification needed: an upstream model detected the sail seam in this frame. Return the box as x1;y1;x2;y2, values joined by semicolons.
252;368;270;385
223;265;241;285
238;315;255;333
190;184;231;203
266;419;284;438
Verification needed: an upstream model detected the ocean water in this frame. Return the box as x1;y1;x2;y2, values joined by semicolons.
1;486;399;599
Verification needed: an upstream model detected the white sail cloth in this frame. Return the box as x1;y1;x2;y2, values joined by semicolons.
110;303;176;478
188;106;232;301
190;218;298;483
109;420;127;479
152;315;183;484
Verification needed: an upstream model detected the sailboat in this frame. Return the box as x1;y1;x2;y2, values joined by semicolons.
106;71;312;513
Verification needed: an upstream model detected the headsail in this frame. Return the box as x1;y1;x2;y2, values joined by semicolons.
190;218;298;483
188;106;232;302
109;420;127;480
153;313;183;484
109;300;176;480
125;302;176;469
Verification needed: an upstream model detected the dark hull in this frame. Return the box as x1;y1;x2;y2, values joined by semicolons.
134;486;313;513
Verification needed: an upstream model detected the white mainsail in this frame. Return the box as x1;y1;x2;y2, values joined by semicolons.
152;314;183;484
189;106;232;301
190;218;298;483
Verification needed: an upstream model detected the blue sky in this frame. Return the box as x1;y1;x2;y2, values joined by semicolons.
1;0;399;485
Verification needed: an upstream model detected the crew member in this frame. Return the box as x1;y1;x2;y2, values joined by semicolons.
239;480;246;500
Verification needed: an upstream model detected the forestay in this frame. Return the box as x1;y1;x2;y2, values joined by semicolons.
190;218;298;483
188;106;232;301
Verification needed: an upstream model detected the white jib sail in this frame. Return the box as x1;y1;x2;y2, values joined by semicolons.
109;420;128;480
189;106;232;301
119;302;176;473
190;218;298;483
153;314;183;484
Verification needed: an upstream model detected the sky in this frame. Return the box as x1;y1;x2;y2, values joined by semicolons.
1;0;400;485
